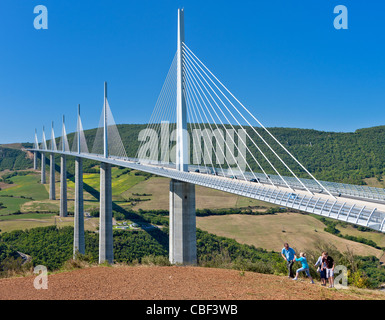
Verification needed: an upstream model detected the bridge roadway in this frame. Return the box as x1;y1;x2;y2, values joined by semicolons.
28;148;385;233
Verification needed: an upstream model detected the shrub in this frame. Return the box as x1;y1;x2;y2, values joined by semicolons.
324;225;340;235
141;255;171;266
348;270;370;288
113;212;125;221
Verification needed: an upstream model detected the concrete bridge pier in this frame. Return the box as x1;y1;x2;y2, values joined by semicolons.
41;153;46;184
169;179;197;265
33;151;38;170
74;157;85;257
99;162;113;264
60;155;67;217
49;153;56;200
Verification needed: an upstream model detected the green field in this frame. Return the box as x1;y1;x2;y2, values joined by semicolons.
124;176;278;211
0;173;47;200
339;224;385;248
0;172;48;217
0;197;31;216
0;213;55;221
0;214;98;233
0;168;148;218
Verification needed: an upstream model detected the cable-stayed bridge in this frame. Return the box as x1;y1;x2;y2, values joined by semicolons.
27;9;385;266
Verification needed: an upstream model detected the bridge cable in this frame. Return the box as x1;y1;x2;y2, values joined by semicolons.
185;56;256;183
184;63;243;179
184;45;303;192
183;43;334;198
184;51;275;187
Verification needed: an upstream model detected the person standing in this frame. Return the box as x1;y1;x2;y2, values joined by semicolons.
281;243;296;278
315;251;328;286
322;252;335;288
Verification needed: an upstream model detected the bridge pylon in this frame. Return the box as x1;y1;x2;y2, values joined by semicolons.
169;179;196;264
49;122;56;201
60;115;68;217
41;126;46;184
169;8;197;265
33;129;38;170
49;153;55;200
33;152;38;170
74;105;85;256
99;82;114;264
41;153;46;184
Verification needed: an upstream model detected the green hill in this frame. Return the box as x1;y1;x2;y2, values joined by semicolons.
0;146;33;171
3;124;385;185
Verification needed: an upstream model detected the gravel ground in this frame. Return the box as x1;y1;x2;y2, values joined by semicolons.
0;265;384;300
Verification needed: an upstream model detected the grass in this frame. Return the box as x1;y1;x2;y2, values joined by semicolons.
125;176;277;211
0;212;54;221
0;214;98;233
363;177;385;188
82;173;101;191
338;224;385;251
0;214;55;233
0;167;146;232
80;168;146;198
196;212;384;258
111;169;147;195
235;196;277;209
66;180;97;202
0;173;48;200
0;197;31;216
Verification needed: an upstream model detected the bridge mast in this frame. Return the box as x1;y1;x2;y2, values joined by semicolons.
103;82;108;158
99;81;113;264
60;115;68;217
77;105;81;154
74;105;85;256
169;8;197;265
33;129;38;170
49;121;56;200
41;126;46;184
176;8;188;172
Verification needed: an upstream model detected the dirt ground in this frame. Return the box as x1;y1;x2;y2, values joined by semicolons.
0;265;384;300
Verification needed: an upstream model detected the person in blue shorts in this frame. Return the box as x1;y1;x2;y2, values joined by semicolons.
322;252;335;288
293;252;314;284
281;243;296;278
314;251;327;286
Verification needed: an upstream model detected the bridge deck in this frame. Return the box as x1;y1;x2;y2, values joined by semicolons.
28;149;385;233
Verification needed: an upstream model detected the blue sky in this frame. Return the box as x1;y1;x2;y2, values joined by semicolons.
1;0;385;143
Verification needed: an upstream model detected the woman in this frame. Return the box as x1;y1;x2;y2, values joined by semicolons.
322;252;335;288
315;251;327;286
293;252;315;284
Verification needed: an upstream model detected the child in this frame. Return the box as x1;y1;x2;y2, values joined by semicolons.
293;252;314;284
314;251;327;286
322;252;335;288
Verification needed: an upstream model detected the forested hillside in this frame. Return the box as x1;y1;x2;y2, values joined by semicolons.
0;147;33;171
3;124;385;185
